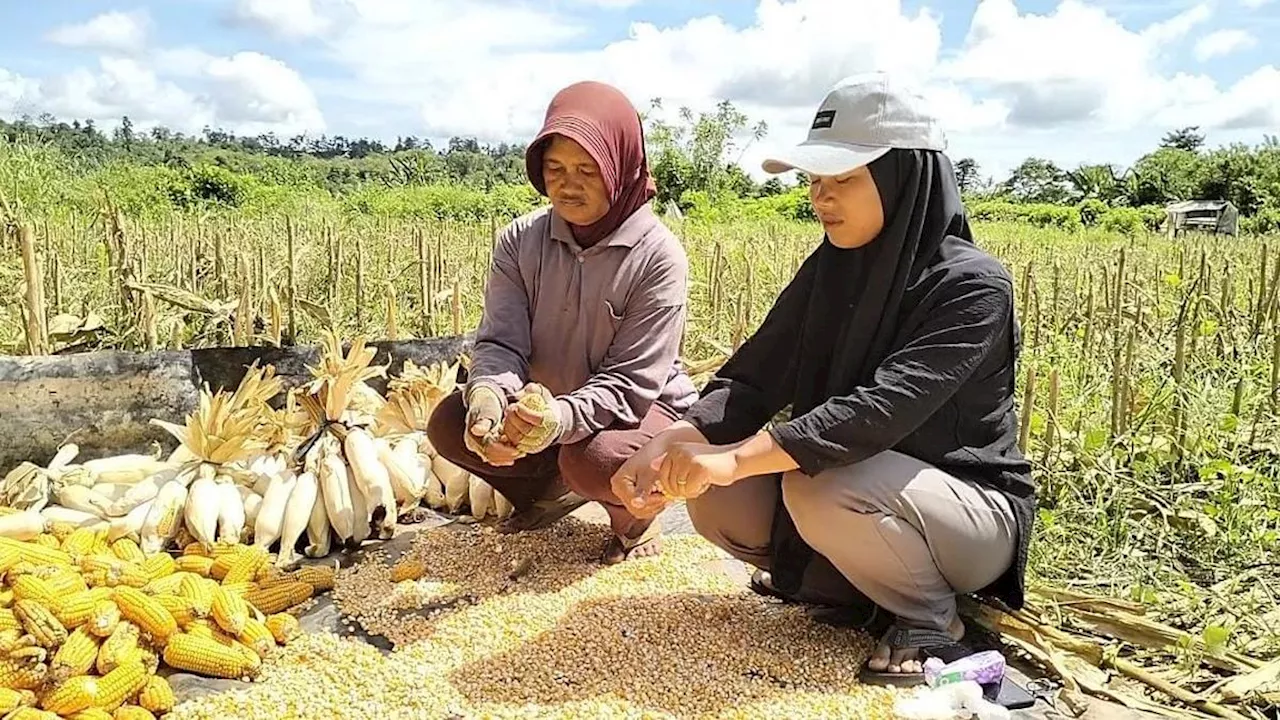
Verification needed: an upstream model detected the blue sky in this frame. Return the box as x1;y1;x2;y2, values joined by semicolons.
1;0;1277;181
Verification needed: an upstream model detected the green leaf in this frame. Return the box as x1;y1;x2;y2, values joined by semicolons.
1202;625;1230;654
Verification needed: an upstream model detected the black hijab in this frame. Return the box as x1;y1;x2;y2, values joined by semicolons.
768;148;975;594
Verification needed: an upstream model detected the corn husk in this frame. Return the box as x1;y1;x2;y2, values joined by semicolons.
494;490;514;520
52;484;113;518
318;440;355;545
184;464;220;550
139;465;192;553
0;509;45;539
347;461;371;548
435;457;469;514
278;470;318;568
380;436;427;506
253;468;298;551
344;428;396;540
469;476;494;520
304;474;332;559
215;476;246;544
241;487;264;529
109;499;153;542
40;505;102;528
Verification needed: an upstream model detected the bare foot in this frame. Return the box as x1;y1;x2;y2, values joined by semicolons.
600;526;663;565
867;615;966;675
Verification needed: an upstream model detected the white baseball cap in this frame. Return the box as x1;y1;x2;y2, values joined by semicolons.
762;72;947;177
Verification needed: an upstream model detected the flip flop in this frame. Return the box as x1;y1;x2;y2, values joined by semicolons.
749;569;800;604
858;623;976;688
496;490;588;534
600;522;663;565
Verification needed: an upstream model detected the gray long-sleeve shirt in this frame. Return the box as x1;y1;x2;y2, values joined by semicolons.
465;204;697;445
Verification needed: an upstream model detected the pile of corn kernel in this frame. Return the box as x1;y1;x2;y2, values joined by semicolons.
167;521;902;719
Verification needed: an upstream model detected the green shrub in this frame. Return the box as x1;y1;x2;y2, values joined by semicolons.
1100;207;1145;236
1078;199;1108;227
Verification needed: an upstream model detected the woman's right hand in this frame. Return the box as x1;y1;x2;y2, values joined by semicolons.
611;421;709;516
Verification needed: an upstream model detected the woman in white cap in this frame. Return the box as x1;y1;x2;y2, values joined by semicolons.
611;71;1034;686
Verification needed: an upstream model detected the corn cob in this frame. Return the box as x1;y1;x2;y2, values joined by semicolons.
0;590;10;608
177;575;213;617
237;617;275;658
154;595;198;627
211;586;249;636
5;643;45;666
219;581;256;598
253;564;287;587
243;581;312;615
0;630;26;652
80;556;149;589
31;535;60;550
53;588;115;630
138;480;187;555
139;571;184;597
135;676;173;714
214;479;246;545
111;588;176;643
95;623;139;675
50;627;101;681
107;539;145;566
184;467;219;550
95;658;148;711
86;600;120;638
0;512;44;542
61;528;98;559
292;564;336;592
0;660;47;691
161;632;258;679
139;553;175;582
89;529;111;557
39;675;98;715
9;577;57;609
70;709;114;720
7;708;58;720
223;546;268;586
0;609;19;633
264;613;300;645
36;567;87;596
14;600;68;648
390;558;424;583
208;549;240;581
114;705;157;720
174;555;214;577
0;687;35;713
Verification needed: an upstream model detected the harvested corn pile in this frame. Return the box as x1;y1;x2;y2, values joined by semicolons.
166;520;901;720
0;531;329;717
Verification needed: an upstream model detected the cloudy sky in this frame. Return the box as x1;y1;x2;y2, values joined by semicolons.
1;0;1277;182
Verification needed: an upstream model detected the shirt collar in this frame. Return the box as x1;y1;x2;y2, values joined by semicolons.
549;204;656;252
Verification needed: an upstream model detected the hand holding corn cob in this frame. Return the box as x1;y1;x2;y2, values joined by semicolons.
502;383;564;456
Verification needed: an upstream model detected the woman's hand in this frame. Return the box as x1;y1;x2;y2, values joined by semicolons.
654;442;741;500
610;421;708;516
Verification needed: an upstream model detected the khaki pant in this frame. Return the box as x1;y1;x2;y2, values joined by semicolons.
686;450;1017;631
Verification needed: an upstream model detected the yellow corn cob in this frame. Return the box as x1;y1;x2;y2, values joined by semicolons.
390;558;424;583
236;617;275;658
0;545;21;573
135;676;173;714
173;555;214;577
162;632;258;679
6;561;36;579
37;566;88;596
117;647;158;677
53;588;115;630
80;556;150;589
176;575;213;617
39;675;98;715
0;539;70;569
154;595;198;627
95;658;148;711
0;687;35;713
51;627;101;680
253;564;287;586
110;589;175;644
0;609;18;633
61;528;98;559
48;522;77;541
7;707;59;720
292;564;336;591
5;642;45;666
221;546;267;586
9;576;58;609
95;623;139;676
86;600;120;638
0;630;25;652
89;529;111;557
208;551;240;581
243;581;312;615
13;601;67;648
70;709;114;720
32;534;60;550
219;581;256;598
108;539;146;565
139;572;184;597
139;554;175;582
114;706;156;720
264;613;300;645
0;661;47;691
210;586;249;636
0;589;11;608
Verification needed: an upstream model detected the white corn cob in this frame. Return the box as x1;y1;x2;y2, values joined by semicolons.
379;438;426;505
253;468;297;550
184;464;220;550
277;470;318;567
53;484;113;518
215;475;246;544
102;465;179;518
435;457;470;514
0;510;45;539
494;490;514;520
139;475;190;553
318;443;355;546
304;476;332;559
81;453;168;485
240;486;264;531
344;428;396;540
40;505;103;528
347;464;371;547
424;470;446;510
108;499;153;542
469;476;494;520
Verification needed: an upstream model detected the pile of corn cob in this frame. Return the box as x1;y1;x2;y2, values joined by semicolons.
0;526;332;718
0;333;511;568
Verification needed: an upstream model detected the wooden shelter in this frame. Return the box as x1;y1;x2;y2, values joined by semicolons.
1164;199;1239;237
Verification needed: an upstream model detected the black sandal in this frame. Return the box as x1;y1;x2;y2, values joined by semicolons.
749;569;799;604
859;623;976;687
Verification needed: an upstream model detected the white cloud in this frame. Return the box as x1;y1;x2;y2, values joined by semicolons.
45;10;150;55
230;0;334;40
1194;29;1257;60
203;52;326;135
1241;0;1273;8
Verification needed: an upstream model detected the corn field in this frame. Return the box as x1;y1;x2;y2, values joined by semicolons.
2;212;1280;658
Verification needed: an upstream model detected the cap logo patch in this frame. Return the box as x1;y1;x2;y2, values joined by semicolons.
811;109;836;129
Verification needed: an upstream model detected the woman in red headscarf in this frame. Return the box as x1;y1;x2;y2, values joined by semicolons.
427;81;697;564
